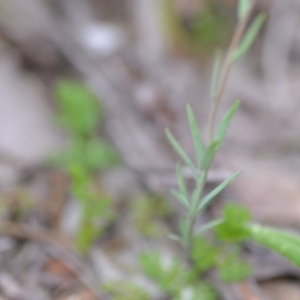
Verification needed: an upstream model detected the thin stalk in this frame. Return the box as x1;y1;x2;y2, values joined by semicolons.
185;169;208;258
208;0;255;142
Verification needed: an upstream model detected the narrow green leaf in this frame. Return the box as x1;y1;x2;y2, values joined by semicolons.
247;224;300;268
197;171;241;214
210;50;222;100
238;0;251;20
195;218;224;236
165;129;197;178
186;104;205;167
232;14;266;63
171;189;190;210
216;204;250;242
200;140;220;171
176;163;188;200
168;234;181;243
216;100;239;145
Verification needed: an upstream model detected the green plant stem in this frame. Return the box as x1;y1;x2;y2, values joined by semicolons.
208;0;255;142
185;170;208;259
185;0;256;261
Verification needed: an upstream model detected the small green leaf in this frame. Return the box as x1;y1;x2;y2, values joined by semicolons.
200;140;220;170
191;237;219;274
232;14;266;63
186;104;205;167
171;189;190;210
194;218;224;236
238;0;251;20
210;49;222;100
55;78;101;136
218;251;252;282
216;100;239;145
197;171;241;214
168;234;181;243
165;129;198;178
216;204;251;242
247;224;300;268
176;163;188;200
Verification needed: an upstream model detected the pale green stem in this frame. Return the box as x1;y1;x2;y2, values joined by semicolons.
208;0;255;143
185;170;208;259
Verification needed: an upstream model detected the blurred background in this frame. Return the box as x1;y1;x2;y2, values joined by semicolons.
0;0;300;299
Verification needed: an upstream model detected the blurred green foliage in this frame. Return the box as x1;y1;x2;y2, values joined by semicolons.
131;194;173;237
139;251;217;300
54;78;118;171
191;236;218;274
138;204;253;296
191;234;251;283
215;203;251;242
55;78;101;137
102;281;150;300
218;247;251;282
140;251;189;294
189;3;234;53
53;78;118;253
57;138;118;173
162;0;234;56
69;163;115;253
189;204;252;283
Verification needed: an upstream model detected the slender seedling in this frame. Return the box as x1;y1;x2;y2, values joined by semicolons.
166;0;265;260
164;0;300;281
